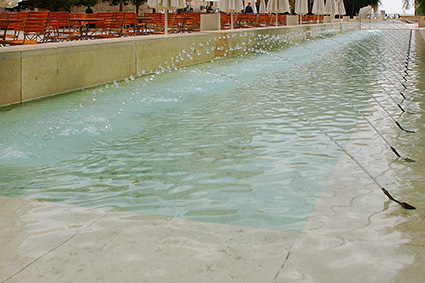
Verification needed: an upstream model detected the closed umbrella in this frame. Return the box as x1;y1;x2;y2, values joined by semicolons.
259;0;266;13
149;0;185;35
252;1;258;13
267;0;290;26
295;0;308;24
312;0;325;15
336;0;346;16
147;0;159;8
295;0;308;15
220;0;244;29
324;0;337;17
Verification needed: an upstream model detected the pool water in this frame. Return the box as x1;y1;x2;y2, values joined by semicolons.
0;27;419;232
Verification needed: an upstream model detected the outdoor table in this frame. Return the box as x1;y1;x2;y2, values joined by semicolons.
70;18;104;39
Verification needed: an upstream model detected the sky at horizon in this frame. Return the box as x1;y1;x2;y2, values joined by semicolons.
379;0;415;15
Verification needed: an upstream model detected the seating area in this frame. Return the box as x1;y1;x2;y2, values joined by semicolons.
0;11;325;46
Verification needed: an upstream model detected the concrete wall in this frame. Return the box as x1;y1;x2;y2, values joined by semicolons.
0;22;359;107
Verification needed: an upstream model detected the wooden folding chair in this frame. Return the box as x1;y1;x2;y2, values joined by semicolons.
220;14;232;30
0;13;13;42
236;14;256;28
278;14;287;25
47;12;79;41
184;13;200;32
256;14;270;27
1;11;50;45
122;12;138;36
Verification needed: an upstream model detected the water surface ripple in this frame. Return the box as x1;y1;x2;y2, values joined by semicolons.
0;29;418;232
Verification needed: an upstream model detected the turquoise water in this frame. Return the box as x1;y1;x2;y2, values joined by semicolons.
0;28;415;232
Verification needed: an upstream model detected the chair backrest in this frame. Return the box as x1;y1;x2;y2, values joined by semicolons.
278;14;286;24
0;13;8;29
96;12;114;29
111;12;125;29
220;13;231;25
49;11;70;30
143;13;163;24
13;12;29;32
182;12;200;28
123;12;136;26
168;12;176;27
26;11;50;33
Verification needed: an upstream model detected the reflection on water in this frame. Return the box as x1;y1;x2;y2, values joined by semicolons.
0;27;422;232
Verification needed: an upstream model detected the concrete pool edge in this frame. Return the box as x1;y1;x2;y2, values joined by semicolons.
0;195;299;282
0;22;359;108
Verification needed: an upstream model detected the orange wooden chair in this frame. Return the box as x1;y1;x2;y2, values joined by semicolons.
256;14;271;27
1;12;26;44
139;13;163;34
278;14;287;25
183;13;200;32
2;11;50;45
242;14;256;28
93;12;126;38
122;12;138;36
91;12;114;38
47;12;79;41
0;13;13;42
220;13;232;30
110;12;126;36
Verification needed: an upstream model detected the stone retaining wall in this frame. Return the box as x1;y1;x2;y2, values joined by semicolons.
0;22;359;107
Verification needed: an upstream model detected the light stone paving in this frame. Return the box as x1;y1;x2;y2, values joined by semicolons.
0;196;297;282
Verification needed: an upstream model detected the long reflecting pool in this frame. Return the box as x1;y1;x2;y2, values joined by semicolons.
0;24;422;232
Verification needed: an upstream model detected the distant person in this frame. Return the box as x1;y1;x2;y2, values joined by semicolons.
86;6;93;14
245;2;254;14
207;5;214;13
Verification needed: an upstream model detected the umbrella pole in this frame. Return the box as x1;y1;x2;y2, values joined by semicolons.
165;10;168;35
231;13;234;29
275;13;278;26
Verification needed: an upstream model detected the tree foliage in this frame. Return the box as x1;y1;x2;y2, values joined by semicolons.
102;0;146;13
16;0;146;12
19;0;97;11
343;0;380;17
413;0;425;15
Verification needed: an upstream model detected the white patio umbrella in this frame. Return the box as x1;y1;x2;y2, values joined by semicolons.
336;0;346;16
149;0;185;35
252;1;258;13
267;0;290;26
312;0;325;15
324;0;337;17
295;0;308;24
259;0;266;13
220;0;244;29
0;0;22;8
295;0;308;15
